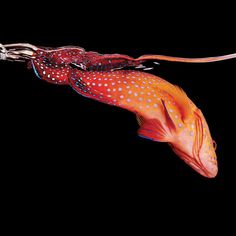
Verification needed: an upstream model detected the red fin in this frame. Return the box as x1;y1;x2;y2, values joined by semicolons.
136;99;180;142
136;115;170;142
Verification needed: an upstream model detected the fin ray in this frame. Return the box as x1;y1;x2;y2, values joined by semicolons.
136;115;170;142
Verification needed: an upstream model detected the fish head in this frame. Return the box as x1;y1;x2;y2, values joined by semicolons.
169;108;218;178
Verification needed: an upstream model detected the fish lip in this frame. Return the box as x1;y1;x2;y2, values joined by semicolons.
198;157;218;178
189;158;218;178
169;144;217;178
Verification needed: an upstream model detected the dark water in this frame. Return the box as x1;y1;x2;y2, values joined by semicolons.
1;2;235;230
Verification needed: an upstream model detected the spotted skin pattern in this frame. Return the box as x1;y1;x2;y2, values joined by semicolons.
70;70;167;111
30;48;218;178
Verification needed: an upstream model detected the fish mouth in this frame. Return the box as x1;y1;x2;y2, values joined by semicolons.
169;144;213;177
169;109;218;178
192;109;218;178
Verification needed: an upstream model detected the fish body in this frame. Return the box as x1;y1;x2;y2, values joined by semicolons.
29;47;218;178
68;69;218;178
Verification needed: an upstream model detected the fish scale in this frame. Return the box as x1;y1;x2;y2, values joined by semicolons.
31;57;70;84
69;70;168;114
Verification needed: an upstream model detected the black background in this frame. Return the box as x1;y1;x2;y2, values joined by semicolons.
1;1;235;229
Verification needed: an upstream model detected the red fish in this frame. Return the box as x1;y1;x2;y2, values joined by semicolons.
30;49;218;177
2;43;234;177
67;69;218;177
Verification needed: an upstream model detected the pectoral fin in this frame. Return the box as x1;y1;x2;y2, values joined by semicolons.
136;115;170;142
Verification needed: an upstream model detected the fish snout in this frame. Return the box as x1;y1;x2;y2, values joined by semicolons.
185;155;218;178
198;154;218;178
169;143;218;178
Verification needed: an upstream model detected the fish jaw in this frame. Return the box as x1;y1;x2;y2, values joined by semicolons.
185;158;217;178
198;140;218;178
187;154;218;178
199;157;218;178
169;142;218;178
169;123;218;178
